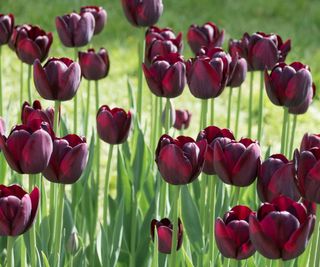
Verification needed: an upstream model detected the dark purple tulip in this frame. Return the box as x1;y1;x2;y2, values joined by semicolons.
186;47;231;99
258;154;300;202
55;12;95;47
21;100;54;127
0;117;5;135
42;134;88;184
265;62;314;113
300;133;320;151
0;14;14;45
155;134;207;185
197;126;235;175
249;195;315;260
9;24;52;65
33;57;81;101
173;109;191;130
78;48;110;81
215;205;256;259
288;83;315;115
187;22;224;54
213;137;261;186
121;0;163;27
97;105;132;145
145;26;182;66
80;6;107;35
0;121;53;174
143;53;186;98
226;52;247;88
151;218;183;254
0;184;39;236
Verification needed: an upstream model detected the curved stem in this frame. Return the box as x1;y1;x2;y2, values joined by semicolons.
27;64;32;103
7;236;15;267
248;72;254;138
227;87;233;129
235;86;242;138
103;145;114;226
257;71;264;141
84;80;91;136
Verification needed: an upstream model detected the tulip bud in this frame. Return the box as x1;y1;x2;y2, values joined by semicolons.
55;12;95;48
145;26;182;66
187;22;224;54
215;206;256;259
249;195;315;260
78;48;110;81
96;105;132;145
161;99;176;130
155;134;207;185
33;57;81;101
227;51;247;88
21;100;54;127
151;218;183;254
143;53;186;98
300;133;320;151
173;109;191;131
80;6;107;35
0;184;39;236
121;0;163;27
66;231;80;255
0;14;14;45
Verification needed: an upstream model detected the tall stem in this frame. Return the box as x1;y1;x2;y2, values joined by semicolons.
7;237;14;267
309;205;319;267
84;80;91;136
29;176;37;267
257;71;264;141
137;28;145;122
20;62;24;110
74;48;78;133
95;80;101;219
289;115;297;157
210;98;215;125
0;46;3;116
27;64;32;103
280;108;289;154
285;114;291;155
248;72;254;138
103;144;114;226
208;177;216;264
227;87;233;129
129;188;138;267
235;86;242;138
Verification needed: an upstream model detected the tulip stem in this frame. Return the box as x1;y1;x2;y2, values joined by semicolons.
257;71;264;141
280;108;289;154
137;28;145;122
277;260;284;267
309;205;320;267
210;98;215;125
129;189;138;267
235;86;242;138
0;46;3;116
27;64;32;103
28;175;37;267
285;114;291;155
103;144;114;226
169;185;181;267
164;98;171;133
289;115;297;157
248;72;254;138
54;101;60;133
95;80;101;222
7;237;15;267
74;48;78;133
84;80;90;136
208;176;216;264
20;61;24;114
227;87;233;129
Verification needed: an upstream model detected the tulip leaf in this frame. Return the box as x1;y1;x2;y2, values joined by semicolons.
127;79;136;111
96;223;109;267
41;251;50;267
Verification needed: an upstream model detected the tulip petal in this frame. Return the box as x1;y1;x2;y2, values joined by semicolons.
74;12;95;47
25;187;40;232
250;38;278;70
215;218;237;258
34;59;54;100
11;194;32;235
16;38;42;65
58;62;81;101
162;61;185;98
213;140;232;184
237;240;256;260
55;16;73;47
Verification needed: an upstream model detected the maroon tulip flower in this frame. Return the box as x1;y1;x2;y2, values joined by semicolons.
187;22;224;54
145;26;182;66
143;53;186;98
173;109;191;130
0;117;5;135
55;12;95;47
42;134;88;184
186;47;231;99
0;121;53;174
9;24;52;65
213;137;261;186
97;105;132;145
121;0;163;27
265;62;315;114
33;57;81;101
300;133;320;151
258;154;300;203
215;205;256;259
226;52;247;88
249;195;315;260
0;184;39;236
78;48;110;81
197;126;235;175
80;6;107;35
21;100;54;127
155;134;207;185
151;218;183;254
288;83;315;115
0;14;14;45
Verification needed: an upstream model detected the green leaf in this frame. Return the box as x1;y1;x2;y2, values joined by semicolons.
41;251;50;267
127;79;136;111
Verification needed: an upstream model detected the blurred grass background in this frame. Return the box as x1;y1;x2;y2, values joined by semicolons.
1;0;320;155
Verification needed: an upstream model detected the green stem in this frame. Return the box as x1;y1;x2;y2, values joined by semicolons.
232;186;241;205
210;98;215;125
309;205;320;267
289;115;297;157
227;87;233;129
54;101;60;133
20;235;26;267
27;64;32;103
0;46;2;116
129;190;138;267
285;114;291;156
257;71;264;141
151;96;158;153
103;145;114;226
137;28;145;122
277;259;284;267
169;185;181;267
95;81;101;224
20;61;23;112
208;177;216;264
84;80;90;136
74;48;78;133
164;98;171;133
28;176;37;267
248;72;254;138
280;108;289;154
235;86;242;138
7;237;14;267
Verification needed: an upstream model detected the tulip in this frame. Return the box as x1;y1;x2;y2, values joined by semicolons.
21;100;54;127
78;48;110;81
215;205;256;259
249;195;315;260
186;47;231;99
55;12;95;47
288;83;315;115
0;184;39;236
143;53;186;98
226;53;247;88
0;121;53;174
150;218;183;254
80;6;107;35
96;105;132;145
42;134;88;184
155;134;207;185
258;154;300;202
213;137;260;186
0;117;5;135
300;133;320;151
33;57;81;101
0;14;14;45
173;109;191;130
187;22;224;54
121;0;163;27
9;24;52;65
145;26;182;66
265;62;315;113
197;126;235;175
